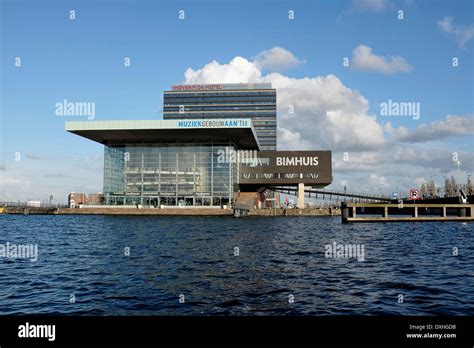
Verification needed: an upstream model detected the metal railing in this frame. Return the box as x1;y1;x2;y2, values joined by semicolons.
270;186;393;202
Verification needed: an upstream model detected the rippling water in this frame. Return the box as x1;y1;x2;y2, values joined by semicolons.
0;215;473;315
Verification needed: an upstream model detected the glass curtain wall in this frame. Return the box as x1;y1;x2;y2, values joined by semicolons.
103;142;235;207
163;90;277;150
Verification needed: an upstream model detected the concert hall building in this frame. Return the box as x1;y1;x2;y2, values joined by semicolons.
66;84;332;208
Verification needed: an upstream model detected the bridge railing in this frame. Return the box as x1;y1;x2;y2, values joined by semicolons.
269;186;394;202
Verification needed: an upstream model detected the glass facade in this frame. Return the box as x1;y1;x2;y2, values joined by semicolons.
163;86;277;150
103;142;237;207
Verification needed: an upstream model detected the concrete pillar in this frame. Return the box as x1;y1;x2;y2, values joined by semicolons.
383;206;388;218
413;206;418;218
297;183;305;209
341;202;348;223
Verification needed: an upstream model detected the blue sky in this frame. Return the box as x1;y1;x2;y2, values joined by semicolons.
1;0;473;202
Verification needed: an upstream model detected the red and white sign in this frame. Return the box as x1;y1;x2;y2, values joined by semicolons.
409;189;420;200
172;84;223;91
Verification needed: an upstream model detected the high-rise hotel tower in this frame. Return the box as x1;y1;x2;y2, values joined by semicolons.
163;83;277;150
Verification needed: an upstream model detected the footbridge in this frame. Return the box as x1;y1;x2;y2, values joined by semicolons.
269;186;393;207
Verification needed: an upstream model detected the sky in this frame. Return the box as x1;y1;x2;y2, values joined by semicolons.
1;0;473;203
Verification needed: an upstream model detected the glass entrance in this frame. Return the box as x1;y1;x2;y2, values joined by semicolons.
184;196;194;206
195;196;211;206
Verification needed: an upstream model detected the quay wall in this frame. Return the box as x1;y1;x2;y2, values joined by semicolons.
2;206;340;217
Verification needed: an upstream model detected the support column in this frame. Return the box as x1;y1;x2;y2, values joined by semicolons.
211;142;214;206
296;183;305;209
140;153;144;205
341;202;348;223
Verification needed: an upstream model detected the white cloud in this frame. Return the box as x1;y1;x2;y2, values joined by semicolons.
253;47;302;71
384;122;409;139
414;177;426;186
369;173;389;187
181;48;472;196
350;44;413;74
263;73;386;151
437;16;474;48
333;152;380;170
0;170;33;201
0;153;104;203
386;115;474;143
25;153;55;160
318;143;473;195
277;127;312;150
352;0;390;12
184;56;262;84
184;54;386;151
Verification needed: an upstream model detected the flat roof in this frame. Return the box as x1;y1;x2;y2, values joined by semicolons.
65;118;260;150
169;83;273;91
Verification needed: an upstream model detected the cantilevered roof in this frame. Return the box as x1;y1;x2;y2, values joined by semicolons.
65;118;260;150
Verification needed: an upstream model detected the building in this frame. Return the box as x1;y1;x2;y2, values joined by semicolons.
86;193;104;205
26;200;42;207
68;192;104;207
163;83;277;150
65;84;332;208
68;192;86;208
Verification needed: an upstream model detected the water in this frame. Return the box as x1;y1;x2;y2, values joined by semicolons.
0;215;473;316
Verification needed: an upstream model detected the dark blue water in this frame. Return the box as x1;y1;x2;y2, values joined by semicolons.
0;215;473;315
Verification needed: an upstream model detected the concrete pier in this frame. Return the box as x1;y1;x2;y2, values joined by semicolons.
341;202;474;223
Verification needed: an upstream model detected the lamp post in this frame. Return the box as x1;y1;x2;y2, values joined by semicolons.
455;159;462;199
